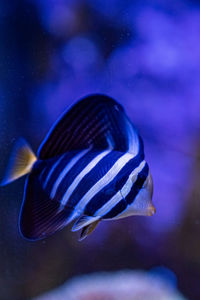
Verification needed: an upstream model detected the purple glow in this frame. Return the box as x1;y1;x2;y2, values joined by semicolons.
33;270;185;300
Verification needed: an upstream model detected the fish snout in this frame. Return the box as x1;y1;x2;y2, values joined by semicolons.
146;204;156;216
141;170;155;216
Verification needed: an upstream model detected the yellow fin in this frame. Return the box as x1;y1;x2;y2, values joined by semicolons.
1;138;37;186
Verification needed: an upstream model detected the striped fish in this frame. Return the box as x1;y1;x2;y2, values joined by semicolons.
1;94;155;241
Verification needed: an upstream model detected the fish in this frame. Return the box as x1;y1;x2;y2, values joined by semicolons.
1;94;155;241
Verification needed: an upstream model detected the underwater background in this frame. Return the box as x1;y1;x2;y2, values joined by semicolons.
0;0;200;299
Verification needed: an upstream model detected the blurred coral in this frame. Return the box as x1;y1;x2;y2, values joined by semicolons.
33;270;187;300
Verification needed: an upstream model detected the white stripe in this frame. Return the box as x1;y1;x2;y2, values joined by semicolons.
43;155;64;189
50;149;90;198
94;191;122;216
126;120;140;156
94;160;146;216
120;160;145;198
70;152;134;217
60;150;111;206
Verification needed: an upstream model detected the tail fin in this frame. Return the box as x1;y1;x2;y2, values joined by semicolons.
1;138;37;186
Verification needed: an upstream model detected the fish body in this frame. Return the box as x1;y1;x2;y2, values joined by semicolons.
1;94;155;240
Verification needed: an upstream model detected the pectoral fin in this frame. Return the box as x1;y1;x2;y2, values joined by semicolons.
79;220;100;241
72;215;100;232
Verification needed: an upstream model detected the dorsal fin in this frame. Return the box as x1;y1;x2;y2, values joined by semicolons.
38;94;144;159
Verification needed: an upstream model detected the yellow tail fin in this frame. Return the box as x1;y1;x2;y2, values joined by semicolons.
1;138;37;186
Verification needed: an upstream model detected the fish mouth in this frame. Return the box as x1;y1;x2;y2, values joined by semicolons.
146;205;156;216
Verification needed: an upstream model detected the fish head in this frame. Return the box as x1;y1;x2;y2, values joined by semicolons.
117;168;155;219
141;170;155;216
130;170;155;216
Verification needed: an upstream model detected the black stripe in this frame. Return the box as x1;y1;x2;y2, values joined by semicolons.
125;163;149;205
102;163;149;219
41;151;79;195
54;150;102;202
65;150;124;210
84;152;143;216
103;199;127;219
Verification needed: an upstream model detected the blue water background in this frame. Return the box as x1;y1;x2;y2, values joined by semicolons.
0;1;200;299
